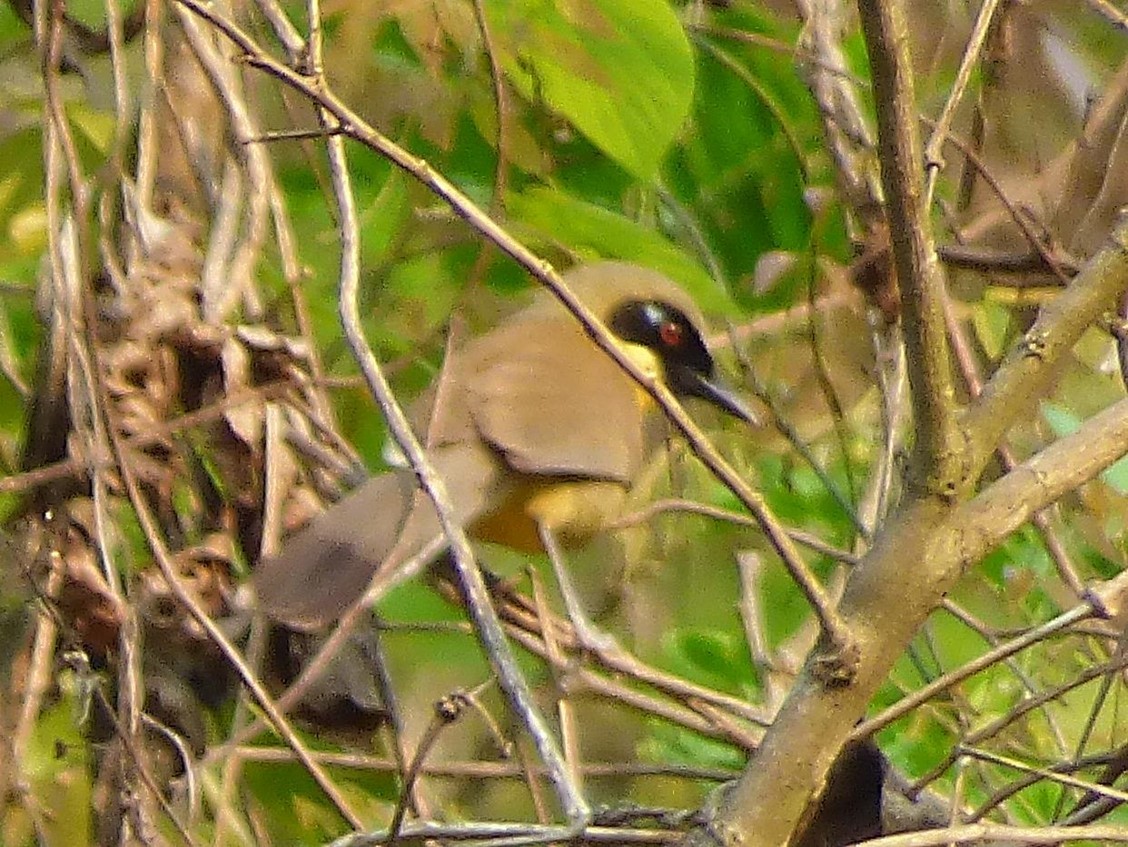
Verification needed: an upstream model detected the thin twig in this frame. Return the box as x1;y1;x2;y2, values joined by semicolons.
313;24;590;831
252;0;305;61
390;692;469;838
610;498;860;565
922;0;1003;207
234;746;738;781
794;0;882;224
961;745;1128;807
940;269;1087;601
909;650;1128;792
852;586;1095;741
925;115;1074;288
469;0;510;208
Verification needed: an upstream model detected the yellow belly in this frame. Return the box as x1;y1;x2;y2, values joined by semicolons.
469;478;629;553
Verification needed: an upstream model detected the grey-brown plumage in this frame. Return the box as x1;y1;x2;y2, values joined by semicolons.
254;262;753;631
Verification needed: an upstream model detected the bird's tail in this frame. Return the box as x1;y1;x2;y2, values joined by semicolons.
253;442;503;630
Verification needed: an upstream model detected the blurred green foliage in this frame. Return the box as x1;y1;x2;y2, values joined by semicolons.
1;0;1127;843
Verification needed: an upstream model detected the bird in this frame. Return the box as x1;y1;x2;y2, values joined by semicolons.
254;261;756;633
794;738;886;847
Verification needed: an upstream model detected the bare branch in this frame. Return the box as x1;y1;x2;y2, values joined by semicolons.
857;0;961;497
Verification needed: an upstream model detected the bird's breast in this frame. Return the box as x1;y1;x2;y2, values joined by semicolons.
469;477;630;553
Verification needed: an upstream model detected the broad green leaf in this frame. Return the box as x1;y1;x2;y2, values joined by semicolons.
667;628;748;688
666;25;815;284
20;694;91;846
507;186;731;311
66;101;116;156
485;0;693;181
1102;453;1128;495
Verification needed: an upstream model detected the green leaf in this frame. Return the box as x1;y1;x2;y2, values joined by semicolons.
972;300;1011;360
665;25;816;283
1040;401;1080;439
20;693;91;846
485;0;694;181
1103;453;1128;495
639;720;744;770
662;627;753;693
507;186;732;311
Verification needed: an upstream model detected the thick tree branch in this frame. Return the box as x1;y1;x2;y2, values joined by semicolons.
687;325;1128;847
685;16;1128;842
857;0;962;498
940;395;1128;567
965;240;1128;474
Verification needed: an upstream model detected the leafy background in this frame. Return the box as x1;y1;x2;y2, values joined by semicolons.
0;0;1127;844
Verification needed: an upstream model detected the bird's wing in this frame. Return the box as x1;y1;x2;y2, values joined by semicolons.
461;317;649;483
381;440;507;571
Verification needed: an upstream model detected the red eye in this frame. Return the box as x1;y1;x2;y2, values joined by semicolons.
659;320;684;348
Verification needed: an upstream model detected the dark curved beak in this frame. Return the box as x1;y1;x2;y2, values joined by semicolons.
671;365;761;426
